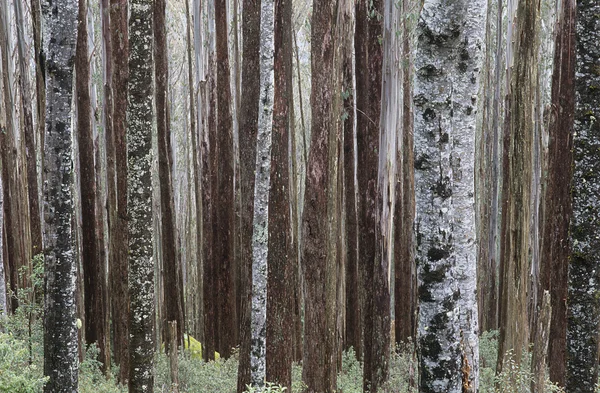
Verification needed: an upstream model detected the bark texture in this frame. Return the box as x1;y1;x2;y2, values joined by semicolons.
250;0;275;385
127;0;155;391
302;1;343;391
76;0;110;371
414;0;485;391
41;0;79;390
538;0;575;386
566;1;600;391
215;0;236;358
497;0;538;371
266;0;293;388
237;0;260;388
109;0;130;381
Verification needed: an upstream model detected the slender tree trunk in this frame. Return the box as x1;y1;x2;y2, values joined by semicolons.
237;0;260;388
214;0;236;358
31;0;45;173
109;0;130;382
302;1;343;391
14;0;42;257
497;0;538;372
266;0;294;388
566;1;600;391
76;0;109;372
154;0;185;349
127;0;155;390
41;0;79;390
414;0;486;391
342;0;360;358
538;0;575;387
0;174;5;319
250;0;275;385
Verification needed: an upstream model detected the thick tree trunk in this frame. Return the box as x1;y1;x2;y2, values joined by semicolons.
14;0;42;257
109;0;130;382
266;0;293;388
154;0;185;349
127;0;155;390
302;1;343;391
237;0;260;388
497;0;538;372
538;0;575;387
414;0;486;391
566;1;600;391
41;0;79;390
76;0;109;372
214;0;236;358
250;0;275;385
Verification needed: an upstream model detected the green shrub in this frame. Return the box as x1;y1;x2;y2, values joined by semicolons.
0;332;47;393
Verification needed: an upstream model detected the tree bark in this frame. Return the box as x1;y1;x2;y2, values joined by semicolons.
76;0;110;372
214;0;236;358
14;0;42;257
237;0;260;388
302;1;343;391
41;0;79;389
497;0;538;373
109;0;130;382
531;291;552;393
566;1;600;391
154;0;185;349
414;0;486;391
266;0;293;388
127;0;155;390
538;0;575;387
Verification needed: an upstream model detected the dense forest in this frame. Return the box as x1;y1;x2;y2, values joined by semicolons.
0;0;598;392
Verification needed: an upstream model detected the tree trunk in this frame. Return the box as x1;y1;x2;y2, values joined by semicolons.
31;0;45;176
266;0;294;388
538;0;575;387
237;0;260;388
302;1;343;391
214;0;236;358
342;0;360;358
0;174;5;319
155;0;185;349
41;0;79;390
414;0;486;391
250;0;275;385
566;1;600;391
127;0;155;390
497;0;538;373
531;291;552;393
76;0;110;372
109;0;130;382
13;0;42;257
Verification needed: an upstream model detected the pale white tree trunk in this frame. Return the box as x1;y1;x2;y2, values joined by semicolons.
250;0;275;388
41;0;79;390
414;1;486;392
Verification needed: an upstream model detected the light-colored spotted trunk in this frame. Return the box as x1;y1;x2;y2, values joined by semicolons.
250;0;275;388
414;0;486;391
127;0;155;391
41;0;79;390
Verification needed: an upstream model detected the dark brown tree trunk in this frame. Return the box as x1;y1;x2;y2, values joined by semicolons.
342;0;360;358
76;0;110;372
237;0;260;388
109;0;130;382
214;0;236;359
154;0;185;349
266;0;293;388
538;0;575;387
302;0;343;391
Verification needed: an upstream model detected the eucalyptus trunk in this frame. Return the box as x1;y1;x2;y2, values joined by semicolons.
414;0;486;391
